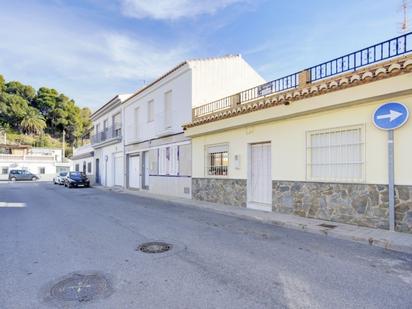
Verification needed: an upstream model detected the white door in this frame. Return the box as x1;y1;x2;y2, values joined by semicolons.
248;143;272;211
114;154;123;186
128;155;140;189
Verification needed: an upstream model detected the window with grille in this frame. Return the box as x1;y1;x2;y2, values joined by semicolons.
87;162;92;173
2;167;8;174
39;167;45;174
75;164;79;172
206;144;229;176
306;126;364;182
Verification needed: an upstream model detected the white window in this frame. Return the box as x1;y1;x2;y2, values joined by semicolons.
103;119;108;132
147;100;154;122
206;144;229;176
134;107;139;139
306;126;364;182
164;91;172;129
113;113;121;137
158;146;179;175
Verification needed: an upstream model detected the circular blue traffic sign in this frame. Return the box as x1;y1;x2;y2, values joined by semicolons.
373;102;409;130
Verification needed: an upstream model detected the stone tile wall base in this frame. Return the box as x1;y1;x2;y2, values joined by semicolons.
192;178;247;208
273;181;412;233
192;178;412;233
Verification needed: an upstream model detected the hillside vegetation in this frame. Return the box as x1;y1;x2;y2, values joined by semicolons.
0;74;91;151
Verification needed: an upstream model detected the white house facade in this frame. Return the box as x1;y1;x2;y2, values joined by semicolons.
123;55;265;198
0;144;70;181
90;94;131;188
71;143;95;183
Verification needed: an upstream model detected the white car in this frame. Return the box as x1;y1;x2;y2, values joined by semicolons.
53;172;68;185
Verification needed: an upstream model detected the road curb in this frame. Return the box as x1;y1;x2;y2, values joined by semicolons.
96;186;412;255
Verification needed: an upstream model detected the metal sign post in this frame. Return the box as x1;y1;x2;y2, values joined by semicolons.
373;102;409;232
387;130;395;231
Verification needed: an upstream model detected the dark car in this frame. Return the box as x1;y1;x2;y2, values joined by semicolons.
64;171;90;188
8;169;39;181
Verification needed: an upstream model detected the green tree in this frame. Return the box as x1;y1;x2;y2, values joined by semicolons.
0;74;91;148
5;81;36;102
0;92;30;129
0;74;5;92
20;107;46;135
33;87;58;117
79;107;92;136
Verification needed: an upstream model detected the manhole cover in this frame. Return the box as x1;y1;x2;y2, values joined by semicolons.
50;273;111;302
137;242;172;253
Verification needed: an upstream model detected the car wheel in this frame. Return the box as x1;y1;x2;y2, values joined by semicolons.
10;177;16;182
32;177;37;181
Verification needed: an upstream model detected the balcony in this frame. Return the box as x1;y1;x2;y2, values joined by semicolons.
91;125;122;148
191;31;412;121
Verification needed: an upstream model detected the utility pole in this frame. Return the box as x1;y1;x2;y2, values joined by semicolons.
62;130;65;163
401;0;410;33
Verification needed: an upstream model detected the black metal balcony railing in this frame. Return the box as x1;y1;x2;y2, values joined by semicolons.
91;125;121;144
193;72;299;118
308;32;412;82
193;31;412;119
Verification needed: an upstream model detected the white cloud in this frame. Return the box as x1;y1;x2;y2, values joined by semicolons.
101;33;188;80
0;4;192;110
120;0;246;20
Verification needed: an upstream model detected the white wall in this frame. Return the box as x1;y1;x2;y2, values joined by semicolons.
124;66;192;145
94;143;124;187
0;161;58;181
190;56;265;107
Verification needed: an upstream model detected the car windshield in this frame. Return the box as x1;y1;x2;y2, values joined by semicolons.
59;172;67;176
69;171;84;177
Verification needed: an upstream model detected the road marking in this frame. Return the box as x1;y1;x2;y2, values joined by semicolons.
0;202;26;208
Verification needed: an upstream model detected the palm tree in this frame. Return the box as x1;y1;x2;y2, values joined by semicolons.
21;107;46;135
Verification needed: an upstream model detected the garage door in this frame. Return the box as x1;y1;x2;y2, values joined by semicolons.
128;155;140;189
114;154;123;186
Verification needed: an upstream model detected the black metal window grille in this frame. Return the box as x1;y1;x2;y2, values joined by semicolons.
208;151;228;176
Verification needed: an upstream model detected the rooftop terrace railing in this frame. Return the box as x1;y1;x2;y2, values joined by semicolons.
192;31;412;119
193;72;299;118
308;32;412;82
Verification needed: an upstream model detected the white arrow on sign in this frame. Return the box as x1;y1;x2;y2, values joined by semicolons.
376;110;403;122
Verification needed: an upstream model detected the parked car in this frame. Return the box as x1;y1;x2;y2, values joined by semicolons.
8;169;39;181
53;171;68;185
64;171;90;188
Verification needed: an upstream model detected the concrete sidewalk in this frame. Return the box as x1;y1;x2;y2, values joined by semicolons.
98;186;412;255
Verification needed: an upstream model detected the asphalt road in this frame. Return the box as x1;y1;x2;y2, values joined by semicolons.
1;182;412;309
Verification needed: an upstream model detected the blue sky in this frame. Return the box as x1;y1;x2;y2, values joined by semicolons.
0;0;407;110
